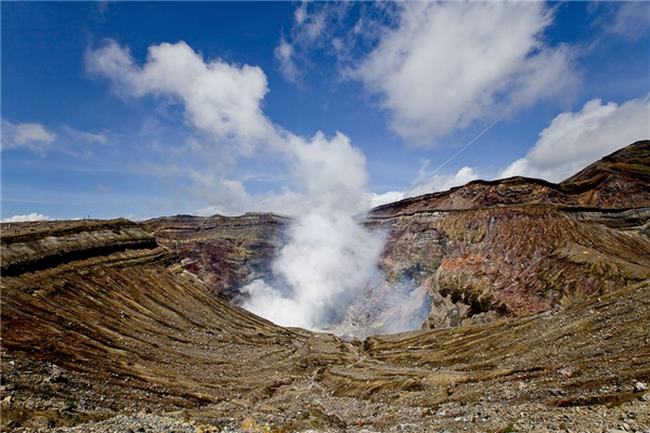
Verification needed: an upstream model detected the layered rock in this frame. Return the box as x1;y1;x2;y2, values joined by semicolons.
346;141;650;332
140;213;288;300
359;205;650;332
1;219;169;277
560;139;650;207
131;142;650;335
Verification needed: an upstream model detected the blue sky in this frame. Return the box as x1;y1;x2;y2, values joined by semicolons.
2;1;649;221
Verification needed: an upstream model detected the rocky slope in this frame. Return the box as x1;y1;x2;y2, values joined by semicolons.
1;219;164;277
140;213;288;301
560;139;650;208
0;219;310;431
134;142;650;336
1;141;649;432
350;205;650;334
1;219;649;432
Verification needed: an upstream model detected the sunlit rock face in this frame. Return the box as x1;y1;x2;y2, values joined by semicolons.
361;140;650;330
365;204;650;331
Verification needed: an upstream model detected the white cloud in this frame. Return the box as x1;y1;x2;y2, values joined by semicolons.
294;2;307;25
188;171;248;211
85;39;379;216
88;39;388;331
408;166;479;197
86;40;277;154
194;186;301;217
1;213;49;223
2;121;108;155
367;166;480;209
604;2;650;40
352;2;577;145
275;37;300;84
15;123;55;145
1;120;56;151
501;96;650;182
292;1;330;42
274;2;353;84
81;132;107;144
66;127;107;144
286;131;370;213
191;131;372;216
369;190;405;208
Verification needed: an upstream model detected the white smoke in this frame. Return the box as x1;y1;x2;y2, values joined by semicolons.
332;277;433;339
242;132;386;329
242;215;385;328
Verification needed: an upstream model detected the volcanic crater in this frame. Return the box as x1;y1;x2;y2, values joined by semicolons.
1;141;649;432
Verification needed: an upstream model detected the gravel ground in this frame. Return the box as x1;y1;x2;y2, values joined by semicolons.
30;395;649;433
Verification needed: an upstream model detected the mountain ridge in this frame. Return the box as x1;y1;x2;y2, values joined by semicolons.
369;140;650;218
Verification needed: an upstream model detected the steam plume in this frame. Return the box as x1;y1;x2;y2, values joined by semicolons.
242;132;385;329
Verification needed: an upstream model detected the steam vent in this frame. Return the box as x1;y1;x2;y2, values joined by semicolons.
2;141;650;432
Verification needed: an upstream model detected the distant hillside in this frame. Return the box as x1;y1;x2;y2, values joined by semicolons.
369;140;650;218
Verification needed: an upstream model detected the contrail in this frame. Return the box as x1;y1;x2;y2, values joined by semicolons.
413;114;503;188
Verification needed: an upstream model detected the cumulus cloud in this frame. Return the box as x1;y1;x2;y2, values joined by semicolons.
85;39;380;215
86;39;289;215
285;131;370;212
501;96;650;182
86;40;276;153
1;213;49;223
409;166;479;197
1;120;56;151
352;2;577;145
187;131;372;217
368;166;480;209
